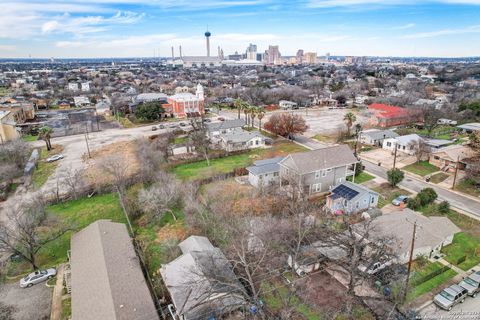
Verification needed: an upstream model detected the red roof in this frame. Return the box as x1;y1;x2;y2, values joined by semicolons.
368;103;410;119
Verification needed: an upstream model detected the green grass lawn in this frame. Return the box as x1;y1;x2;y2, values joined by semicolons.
455;178;480;198
372;185;411;208
402;161;439;177
32;148;62;189
347;172;375;184
22;134;38;142
442;232;480;270
407;268;457;302
7;193;126;277
430;172;449;184
173;136;188;145
171;141;307;180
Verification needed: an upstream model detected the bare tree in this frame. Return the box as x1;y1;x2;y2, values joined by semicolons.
410;139;431;163
189;118;211;166
61;168;85;200
0;195;71;270
138;172;181;222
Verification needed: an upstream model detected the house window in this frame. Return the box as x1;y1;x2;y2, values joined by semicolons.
322;170;327;177
326;168;332;173
255;140;259;145
274;172;279;177
387;142;391;147
315;171;321;179
312;183;321;193
434;156;440;160
402;146;406;150
371;197;375;203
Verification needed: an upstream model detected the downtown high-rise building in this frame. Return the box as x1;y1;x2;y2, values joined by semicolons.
304;52;317;64
296;49;304;64
246;43;257;60
265;45;281;64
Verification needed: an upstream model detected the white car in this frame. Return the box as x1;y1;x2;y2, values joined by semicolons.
20;268;57;288
46;154;64;162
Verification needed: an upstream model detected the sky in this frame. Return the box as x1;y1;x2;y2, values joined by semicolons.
0;0;480;58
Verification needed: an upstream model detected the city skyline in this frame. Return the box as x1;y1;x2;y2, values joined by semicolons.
1;0;480;58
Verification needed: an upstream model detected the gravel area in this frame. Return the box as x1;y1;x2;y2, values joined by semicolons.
0;281;52;320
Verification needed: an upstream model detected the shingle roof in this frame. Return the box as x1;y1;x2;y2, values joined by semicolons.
361;129;398;140
280;144;357;174
219;129;266;143
247;156;284;175
70;220;158;320
432;145;476;162
207;119;245;132
160;236;246;320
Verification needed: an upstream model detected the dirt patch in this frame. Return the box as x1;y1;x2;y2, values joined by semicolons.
297;271;345;311
156;223;187;243
83;141;140;187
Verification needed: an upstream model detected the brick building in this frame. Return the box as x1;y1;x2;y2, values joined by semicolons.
165;84;205;118
368;103;423;128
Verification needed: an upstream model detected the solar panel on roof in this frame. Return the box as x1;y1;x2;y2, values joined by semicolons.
332;184;359;200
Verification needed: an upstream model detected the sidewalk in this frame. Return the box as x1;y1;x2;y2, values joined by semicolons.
50;264;65;320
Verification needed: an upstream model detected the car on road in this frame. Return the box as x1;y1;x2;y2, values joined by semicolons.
203;118;212;123
433;284;468;311
217;117;225;121
158;124;165;129
151;126;157;131
168;123;178;128
20;268;57;288
46;154;64;162
392;195;409;206
179;122;187;127
459;271;480;297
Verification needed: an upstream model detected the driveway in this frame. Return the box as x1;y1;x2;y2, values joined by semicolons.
420;296;480;319
0;282;52;320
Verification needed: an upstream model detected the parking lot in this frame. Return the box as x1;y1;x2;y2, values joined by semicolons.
360;148;417;169
0;281;52;320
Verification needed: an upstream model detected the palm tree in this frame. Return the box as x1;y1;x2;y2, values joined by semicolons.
244;105;251;126
343;112;356;137
38;126;53;151
250;106;259;129
257;107;266;131
234;98;246;120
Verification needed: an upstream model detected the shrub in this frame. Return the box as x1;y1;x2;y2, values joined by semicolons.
355;161;364;177
438;201;450;213
418;188;437;206
407;197;421;210
387;168;404;187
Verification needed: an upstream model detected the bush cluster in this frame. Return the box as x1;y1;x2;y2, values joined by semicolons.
407;188;438;210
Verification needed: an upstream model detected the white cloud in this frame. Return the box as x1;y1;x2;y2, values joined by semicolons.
392;23;415;30
306;0;480;7
401;24;480;38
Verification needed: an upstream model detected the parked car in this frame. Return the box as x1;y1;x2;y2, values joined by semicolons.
46;154;64;162
217;117;225;121
168;123;178;128
203;118;212;123
392;195;409;206
433;284;468;311
20;268;57;288
158;124;165;129
459;271;480;297
151;126;157;131
179;122;187;127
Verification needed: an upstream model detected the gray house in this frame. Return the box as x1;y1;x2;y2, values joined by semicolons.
246;156;284;188
359;129;398;146
70;220;159;320
218;129;268;152
160;236;246;320
325;181;379;215
279;145;358;196
206;119;245;138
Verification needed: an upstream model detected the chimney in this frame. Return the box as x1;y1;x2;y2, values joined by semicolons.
171;46;174;60
179;45;182;58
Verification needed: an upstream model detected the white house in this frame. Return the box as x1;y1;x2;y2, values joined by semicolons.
382;134;423;155
360;129;398;147
246;157;284;188
73;96;91;108
206;119;245;138
279;100;298;109
218;129;267;152
68;82;79;92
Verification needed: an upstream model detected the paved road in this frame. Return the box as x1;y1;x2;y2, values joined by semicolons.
0;281;52;320
420;295;480;319
362;160;480;219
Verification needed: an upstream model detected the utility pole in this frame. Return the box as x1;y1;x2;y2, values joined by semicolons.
452;155;460;190
403;220;417;302
84;133;91;158
393;145;398;169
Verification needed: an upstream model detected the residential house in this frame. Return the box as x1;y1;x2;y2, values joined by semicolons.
218;129;267;152
424;138;455;151
360;129;398;147
68;82;79;92
429;145;476;172
279;145;358;196
325;181;379;215
382;134;423;155
368;103;423;128
279;100;298;109
70;220;159;320
73;96;91;108
160;236;246;320
457;123;480;134
0;110;20;142
356;209;460;263
246;156;284;188
206;119;245;138
288;241;347;276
